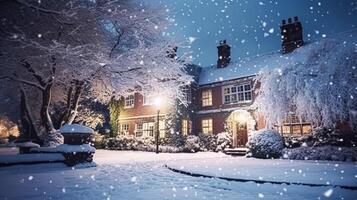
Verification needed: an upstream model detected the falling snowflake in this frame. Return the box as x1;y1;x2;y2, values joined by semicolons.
323;188;333;197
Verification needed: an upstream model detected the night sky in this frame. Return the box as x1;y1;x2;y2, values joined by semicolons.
157;0;356;66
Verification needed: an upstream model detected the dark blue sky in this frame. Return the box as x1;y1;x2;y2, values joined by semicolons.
157;0;356;66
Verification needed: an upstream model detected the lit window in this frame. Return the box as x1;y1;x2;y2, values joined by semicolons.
274;115;312;136
159;120;165;138
125;95;135;108
120;123;129;135
135;123;143;137
141;121;165;138
143;94;154;105
202;89;212;107
143;122;155;137
223;83;252;104
182;119;191;135
201;118;213;134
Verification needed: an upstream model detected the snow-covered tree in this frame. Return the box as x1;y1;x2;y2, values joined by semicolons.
254;32;357;130
0;0;192;141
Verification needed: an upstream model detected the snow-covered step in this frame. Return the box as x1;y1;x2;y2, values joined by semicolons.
224;148;248;156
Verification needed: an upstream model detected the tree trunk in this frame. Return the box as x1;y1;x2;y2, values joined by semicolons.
55;86;73;128
40;81;55;133
19;85;39;142
66;80;84;124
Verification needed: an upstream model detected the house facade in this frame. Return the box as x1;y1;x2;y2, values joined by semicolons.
118;17;313;147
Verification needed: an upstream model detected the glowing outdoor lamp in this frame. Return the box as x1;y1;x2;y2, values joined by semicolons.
154;96;163;154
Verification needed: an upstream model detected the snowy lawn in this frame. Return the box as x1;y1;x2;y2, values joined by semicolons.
0;150;356;200
165;156;357;188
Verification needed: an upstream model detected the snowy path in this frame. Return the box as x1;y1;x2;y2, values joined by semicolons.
0;150;356;200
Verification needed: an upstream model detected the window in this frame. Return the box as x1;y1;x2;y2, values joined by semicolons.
201;118;213;134
120;123;129;135
143;94;154;105
135;123;143;137
143;122;155;137
202;89;212;107
223;83;252;104
273;115;312;136
125;95;135;108
182;119;191;135
159;120;166;138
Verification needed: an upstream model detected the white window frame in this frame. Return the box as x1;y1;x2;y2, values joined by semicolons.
120;123;129;135
201;118;213;134
143;122;155;137
159;120;165;138
135;123;143;137
202;89;212;107
124;94;135;108
222;83;252;104
143;94;154;106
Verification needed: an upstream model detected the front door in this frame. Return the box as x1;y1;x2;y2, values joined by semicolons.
234;122;248;147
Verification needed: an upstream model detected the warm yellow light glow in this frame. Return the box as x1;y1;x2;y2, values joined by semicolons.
231;110;250;123
154;96;163;108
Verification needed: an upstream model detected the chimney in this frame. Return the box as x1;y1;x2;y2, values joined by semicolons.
280;16;303;54
217;40;231;68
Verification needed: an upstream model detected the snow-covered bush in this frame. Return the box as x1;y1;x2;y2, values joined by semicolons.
283;146;357;162
198;133;217;151
215;132;232;152
247;129;284;159
184;135;201;152
104;135;138;150
92;133;106;149
43;130;64;147
284;128;357;148
136;136;155;151
102;133;230;153
161;132;186;147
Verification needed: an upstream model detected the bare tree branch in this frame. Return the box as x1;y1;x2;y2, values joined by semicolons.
0;75;45;90
20;60;46;86
15;0;63;15
109;22;125;58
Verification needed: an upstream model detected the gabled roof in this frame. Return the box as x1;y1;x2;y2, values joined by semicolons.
198;29;356;86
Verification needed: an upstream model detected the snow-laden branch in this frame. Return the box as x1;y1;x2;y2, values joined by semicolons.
254;33;357;129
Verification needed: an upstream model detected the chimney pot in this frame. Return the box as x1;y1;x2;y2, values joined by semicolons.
294;16;299;22
282;19;286;25
288;18;292;23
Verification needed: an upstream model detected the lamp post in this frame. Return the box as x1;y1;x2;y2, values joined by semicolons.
154;97;162;154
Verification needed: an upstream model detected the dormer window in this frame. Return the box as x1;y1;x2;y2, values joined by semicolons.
143;94;154;105
124;94;135;108
223;83;252;104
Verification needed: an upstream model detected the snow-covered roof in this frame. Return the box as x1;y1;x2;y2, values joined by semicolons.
198;29;357;85
60;124;94;134
199;52;282;85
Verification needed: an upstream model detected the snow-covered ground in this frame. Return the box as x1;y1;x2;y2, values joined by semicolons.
0;150;356;200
